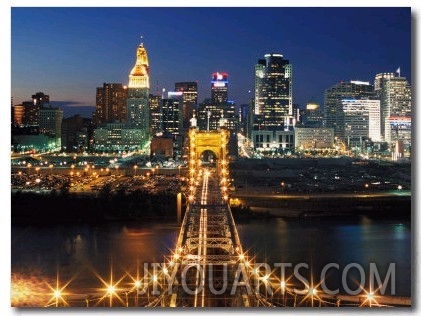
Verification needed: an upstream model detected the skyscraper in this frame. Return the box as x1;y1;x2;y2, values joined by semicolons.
324;81;374;138
254;53;293;130
95;83;128;125
162;92;183;135
149;94;162;137
126;42;150;142
175;82;198;130
211;72;228;104
374;72;411;144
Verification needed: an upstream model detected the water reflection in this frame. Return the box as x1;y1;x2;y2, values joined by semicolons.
11;217;411;306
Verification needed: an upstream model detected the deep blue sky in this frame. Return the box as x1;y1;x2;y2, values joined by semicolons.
11;7;411;118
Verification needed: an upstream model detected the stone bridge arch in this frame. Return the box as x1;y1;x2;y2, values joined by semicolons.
188;128;228;167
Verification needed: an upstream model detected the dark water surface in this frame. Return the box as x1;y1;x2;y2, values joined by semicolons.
11;216;411;306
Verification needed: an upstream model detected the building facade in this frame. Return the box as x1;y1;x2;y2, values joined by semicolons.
211;72;228;104
301;102;324;127
324;81;374;138
340;99;381;149
149;94;162;137
175;81;198;130
94;83;128;125
93;123;144;152
254;53;293;130
374;72;411;146
61;115;93;152
252;129;294;154
31;91;50;106
162;92;183;135
294;127;335;150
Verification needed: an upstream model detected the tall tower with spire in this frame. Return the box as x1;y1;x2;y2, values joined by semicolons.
126;40;150;143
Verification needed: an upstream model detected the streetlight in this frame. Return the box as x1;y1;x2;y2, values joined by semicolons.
134;165;138;177
107;284;115;307
115;165;119;176
178;165;181;177
280;280;287;306
49;164;54;175
35;167;40;176
309;287;317;307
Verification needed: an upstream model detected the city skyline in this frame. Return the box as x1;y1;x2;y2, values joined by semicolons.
6;3;416;312
11;6;411;118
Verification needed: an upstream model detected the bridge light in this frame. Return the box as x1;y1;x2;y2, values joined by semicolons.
263;274;269;283
134;280;141;288
308;287;317;295
280;281;286;290
163;268;168;275
53;289;61;299
174;253;179;260
239;253;245;261
107;285;116;295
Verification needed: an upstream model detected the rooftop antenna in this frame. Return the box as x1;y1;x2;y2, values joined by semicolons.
396;66;401;78
155;80;160;96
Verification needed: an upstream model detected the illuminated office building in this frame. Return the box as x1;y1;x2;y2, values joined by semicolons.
211;72;228;104
374;72;411;145
254;53;293;130
95;83;128;125
126;41;150;143
324;80;374;138
175;82;198;130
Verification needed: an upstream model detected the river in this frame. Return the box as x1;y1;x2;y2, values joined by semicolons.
11;216;411;306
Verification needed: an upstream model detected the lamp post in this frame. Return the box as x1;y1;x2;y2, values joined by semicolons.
49;164;54;175
178;165;181;177
280;280;287;306
134;165;138;177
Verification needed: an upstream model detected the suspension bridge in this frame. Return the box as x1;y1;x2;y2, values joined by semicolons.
40;127;410;308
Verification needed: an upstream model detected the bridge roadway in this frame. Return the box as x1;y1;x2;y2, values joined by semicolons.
150;167;267;307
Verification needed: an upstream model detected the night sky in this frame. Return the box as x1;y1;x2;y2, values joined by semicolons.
11;6;411;118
